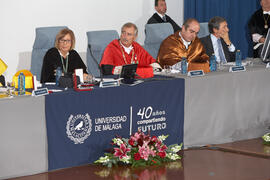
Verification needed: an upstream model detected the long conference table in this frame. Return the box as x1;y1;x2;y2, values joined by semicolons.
1;59;270;179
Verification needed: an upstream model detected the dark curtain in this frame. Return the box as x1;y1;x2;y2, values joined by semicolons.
184;0;261;58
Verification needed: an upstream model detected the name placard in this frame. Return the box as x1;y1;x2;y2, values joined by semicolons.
100;80;120;88
229;66;246;72
187;70;204;77
32;88;49;97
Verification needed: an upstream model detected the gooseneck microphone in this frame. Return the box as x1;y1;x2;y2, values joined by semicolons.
88;44;103;84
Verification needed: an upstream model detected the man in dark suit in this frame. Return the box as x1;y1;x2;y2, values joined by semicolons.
147;0;181;32
200;16;236;62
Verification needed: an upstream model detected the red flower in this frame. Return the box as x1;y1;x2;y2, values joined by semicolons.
158;151;166;158
134;152;141;161
113;143;131;159
128;139;135;146
152;160;157;164
161;145;167;151
151;136;158;143
137;138;144;146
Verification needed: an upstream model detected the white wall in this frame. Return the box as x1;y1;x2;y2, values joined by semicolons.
0;0;184;81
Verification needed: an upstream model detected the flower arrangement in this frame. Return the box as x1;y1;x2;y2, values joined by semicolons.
95;131;182;167
262;133;270;146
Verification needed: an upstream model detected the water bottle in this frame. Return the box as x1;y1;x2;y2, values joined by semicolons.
181;57;187;75
210;54;217;72
235;50;242;67
55;67;62;86
18;72;25;95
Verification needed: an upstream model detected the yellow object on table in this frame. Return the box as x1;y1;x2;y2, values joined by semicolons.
12;70;34;89
0;93;9;98
0;58;7;76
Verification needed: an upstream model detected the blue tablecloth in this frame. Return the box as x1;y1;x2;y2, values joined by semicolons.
45;78;185;170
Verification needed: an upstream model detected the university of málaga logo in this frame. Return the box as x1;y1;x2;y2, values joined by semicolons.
66;113;92;144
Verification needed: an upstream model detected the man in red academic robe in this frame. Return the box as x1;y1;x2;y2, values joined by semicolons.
100;22;161;78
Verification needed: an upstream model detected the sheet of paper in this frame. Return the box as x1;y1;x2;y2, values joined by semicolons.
75;69;84;83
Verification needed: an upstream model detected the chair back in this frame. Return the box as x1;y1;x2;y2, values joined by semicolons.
86;30;119;77
30;26;67;81
144;23;174;59
197;22;209;38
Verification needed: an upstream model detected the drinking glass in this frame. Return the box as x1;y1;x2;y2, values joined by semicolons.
6;82;15;97
85;74;94;83
164;65;172;74
217;61;225;71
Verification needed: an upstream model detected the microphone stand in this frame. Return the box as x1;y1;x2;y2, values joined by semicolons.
88;44;104;85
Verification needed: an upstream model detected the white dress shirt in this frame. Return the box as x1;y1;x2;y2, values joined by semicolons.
120;41;133;54
156;12;166;21
210;34;235;62
263;11;270;15
179;32;191;49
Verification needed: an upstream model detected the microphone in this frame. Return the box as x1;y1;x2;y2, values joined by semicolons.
88;44;103;84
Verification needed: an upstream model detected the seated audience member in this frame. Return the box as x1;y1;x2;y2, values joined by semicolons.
200;16;236;63
157;18;210;73
0;58;7;86
40;28;88;83
100;22;161;78
248;0;270;57
147;0;181;33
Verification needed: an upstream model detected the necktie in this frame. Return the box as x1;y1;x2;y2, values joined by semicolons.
217;39;227;63
162;16;166;22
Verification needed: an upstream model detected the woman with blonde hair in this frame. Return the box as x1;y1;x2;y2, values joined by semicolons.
40;28;88;83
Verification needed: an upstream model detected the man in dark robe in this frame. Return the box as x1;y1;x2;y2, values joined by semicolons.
100;23;161;78
248;0;270;57
147;0;181;33
157;18;210;73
